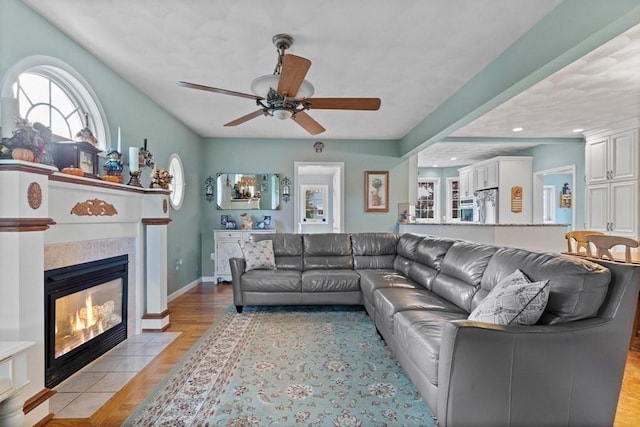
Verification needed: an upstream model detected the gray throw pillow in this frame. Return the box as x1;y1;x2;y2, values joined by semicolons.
241;240;276;271
468;269;550;325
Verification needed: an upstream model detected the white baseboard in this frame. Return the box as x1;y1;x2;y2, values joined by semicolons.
201;276;215;283
168;278;200;302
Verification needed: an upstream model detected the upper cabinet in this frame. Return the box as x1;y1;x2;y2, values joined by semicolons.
474;160;499;190
585;126;640;237
459;167;474;198
585;129;637;185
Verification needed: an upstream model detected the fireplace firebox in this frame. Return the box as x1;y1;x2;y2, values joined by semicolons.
44;255;128;388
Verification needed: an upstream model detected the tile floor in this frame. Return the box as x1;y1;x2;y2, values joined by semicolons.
50;331;180;419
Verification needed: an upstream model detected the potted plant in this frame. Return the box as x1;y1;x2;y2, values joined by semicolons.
0;118;52;163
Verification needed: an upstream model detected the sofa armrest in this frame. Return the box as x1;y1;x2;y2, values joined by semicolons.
436;318;627;427
229;257;246;309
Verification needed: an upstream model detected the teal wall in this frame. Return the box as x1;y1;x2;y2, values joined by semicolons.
1;0;204;295
544;173;573;226
515;142;585;228
201;138;407;276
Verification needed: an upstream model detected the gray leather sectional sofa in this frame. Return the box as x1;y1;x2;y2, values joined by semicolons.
229;232;640;426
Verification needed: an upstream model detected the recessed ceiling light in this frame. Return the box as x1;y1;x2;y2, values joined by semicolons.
433;164;438;168
512;127;524;132
572;128;584;133
450;157;457;161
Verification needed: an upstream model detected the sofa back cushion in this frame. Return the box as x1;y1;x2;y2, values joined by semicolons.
408;236;457;290
351;232;399;270
432;241;498;312
393;233;423;276
475;247;611;324
252;233;303;270
303;233;354;270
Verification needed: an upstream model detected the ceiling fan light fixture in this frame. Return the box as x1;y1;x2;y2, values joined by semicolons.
250;74;315;99
272;108;293;120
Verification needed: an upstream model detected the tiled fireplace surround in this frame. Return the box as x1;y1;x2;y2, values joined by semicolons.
0;160;171;426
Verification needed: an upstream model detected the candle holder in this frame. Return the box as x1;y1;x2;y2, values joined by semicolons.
127;170;143;187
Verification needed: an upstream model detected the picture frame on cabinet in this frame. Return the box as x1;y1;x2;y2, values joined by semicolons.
365;171;389;212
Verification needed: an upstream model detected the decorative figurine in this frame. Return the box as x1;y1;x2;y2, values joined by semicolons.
240;212;253;230
103;148;123;182
76;113;99;146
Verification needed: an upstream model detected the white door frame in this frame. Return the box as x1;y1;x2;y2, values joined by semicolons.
294;162;345;233
533;165;576;229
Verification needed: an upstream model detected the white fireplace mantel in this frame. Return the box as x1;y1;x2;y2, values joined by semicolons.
0;159;171;425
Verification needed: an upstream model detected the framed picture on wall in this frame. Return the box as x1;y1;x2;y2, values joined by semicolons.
365;171;389;212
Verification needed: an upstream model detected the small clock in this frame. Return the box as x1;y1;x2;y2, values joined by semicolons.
54;141;101;177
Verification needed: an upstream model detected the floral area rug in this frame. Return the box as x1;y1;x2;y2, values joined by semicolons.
125;305;435;426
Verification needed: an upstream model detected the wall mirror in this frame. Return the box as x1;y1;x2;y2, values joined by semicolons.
301;184;328;223
216;173;281;210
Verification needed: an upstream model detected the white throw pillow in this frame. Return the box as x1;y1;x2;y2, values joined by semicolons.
241;240;276;271
468;269;550;325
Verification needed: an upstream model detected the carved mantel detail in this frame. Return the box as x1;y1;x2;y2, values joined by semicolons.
70;199;118;216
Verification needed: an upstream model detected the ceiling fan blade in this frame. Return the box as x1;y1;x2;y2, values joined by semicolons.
303;98;381;110
291;111;326;135
178;81;262;100
277;54;312;98
224;109;266;127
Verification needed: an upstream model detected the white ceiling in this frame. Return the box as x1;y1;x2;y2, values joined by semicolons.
18;1;640;168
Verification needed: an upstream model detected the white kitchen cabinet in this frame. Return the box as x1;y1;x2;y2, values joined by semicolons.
474;161;498;190
585;127;639;238
214;230;272;283
586;129;637;185
586;181;637;238
460;157;532;224
458;167;475;198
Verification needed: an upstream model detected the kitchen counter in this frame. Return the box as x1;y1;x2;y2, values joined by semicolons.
399;223;569;253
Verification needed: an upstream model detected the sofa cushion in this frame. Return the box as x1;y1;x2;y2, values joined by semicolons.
351;232;399;269
241;269;302;292
303;233;354;270
373;287;466;337
240;240;276;271
475;247;611;324
359;270;418;299
394;310;468;386
301;270;360;292
432;241;498;312
394;233;423;275
468;269;550;325
252;233;303;270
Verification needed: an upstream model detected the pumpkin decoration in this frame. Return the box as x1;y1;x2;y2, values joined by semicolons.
61;166;84;177
102;175;121;183
11;147;35;162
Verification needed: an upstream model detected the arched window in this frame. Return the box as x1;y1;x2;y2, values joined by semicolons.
1;56;109;150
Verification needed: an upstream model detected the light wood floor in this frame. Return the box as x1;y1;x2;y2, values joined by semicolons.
44;284;640;426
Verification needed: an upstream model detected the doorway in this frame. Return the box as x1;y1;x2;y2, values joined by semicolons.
294;162;344;233
533;165;576;229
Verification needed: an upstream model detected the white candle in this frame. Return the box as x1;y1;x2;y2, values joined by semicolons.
129;147;139;172
117;127;121;153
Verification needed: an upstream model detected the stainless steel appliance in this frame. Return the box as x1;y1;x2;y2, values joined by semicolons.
459;197;475;222
474;188;498;224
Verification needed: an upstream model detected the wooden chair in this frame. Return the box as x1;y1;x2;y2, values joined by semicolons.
565;230;605;254
585;234;639;263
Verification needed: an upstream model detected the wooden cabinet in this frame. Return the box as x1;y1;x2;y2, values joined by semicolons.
213;230;272;282
585;127;639;237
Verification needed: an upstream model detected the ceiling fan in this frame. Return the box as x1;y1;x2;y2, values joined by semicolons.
178;34;381;135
